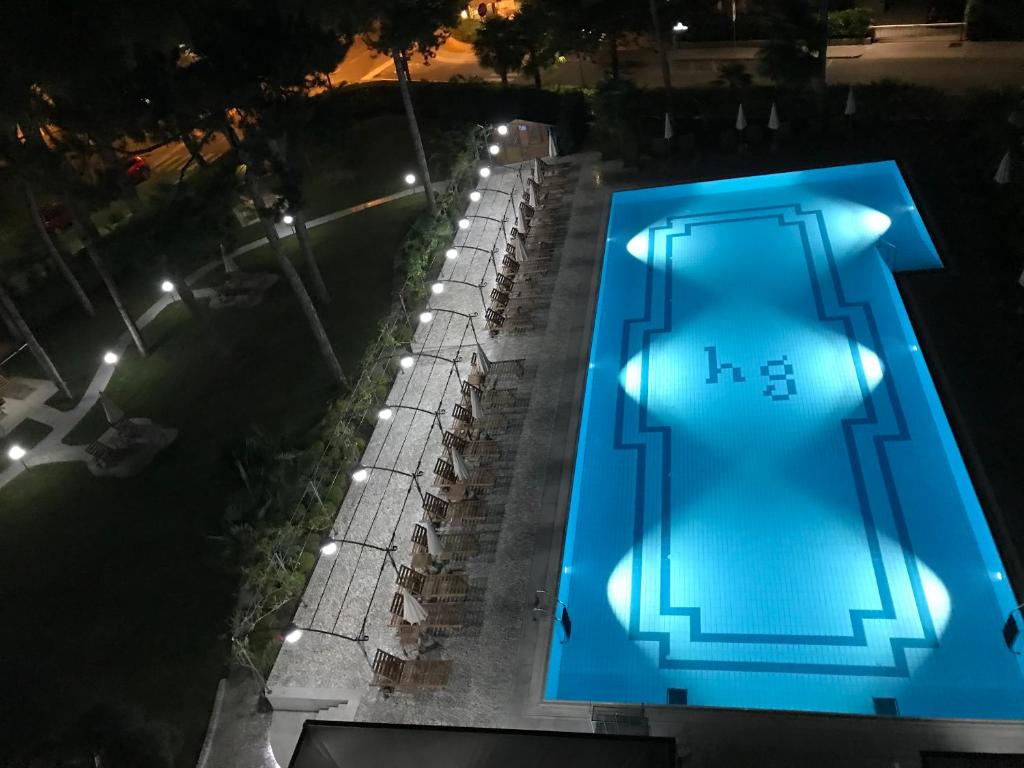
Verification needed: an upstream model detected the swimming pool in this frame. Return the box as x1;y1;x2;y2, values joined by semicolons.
546;161;1024;718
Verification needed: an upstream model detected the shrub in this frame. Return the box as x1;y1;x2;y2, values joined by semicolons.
828;7;872;38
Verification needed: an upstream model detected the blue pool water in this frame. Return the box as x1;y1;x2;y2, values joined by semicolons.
546;162;1024;718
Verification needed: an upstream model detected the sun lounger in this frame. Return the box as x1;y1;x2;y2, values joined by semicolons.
86;440;129;469
371;649;451;693
397;564;469;602
432;456;497;493
442;429;502;459
411;526;480;560
389;591;466;629
422;492;487;527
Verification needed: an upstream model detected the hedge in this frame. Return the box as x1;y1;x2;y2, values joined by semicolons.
828;7;872;39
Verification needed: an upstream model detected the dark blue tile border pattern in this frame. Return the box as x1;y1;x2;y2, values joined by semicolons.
612;204;937;676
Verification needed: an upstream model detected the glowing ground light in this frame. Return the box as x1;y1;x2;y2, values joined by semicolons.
377;407;395;420
399;356;416;369
160;280;175;293
488;144;500;156
284;627;303;643
103;351;119;365
458;219;470;229
7;445;26;462
431;282;445;294
351;467;370;482
479;167;491;178
445;248;459;260
863;209;892;236
470;190;482;202
626;229;649;259
282;214;294;225
404;173;416;185
320;541;339;556
497;124;509;136
419;311;434;323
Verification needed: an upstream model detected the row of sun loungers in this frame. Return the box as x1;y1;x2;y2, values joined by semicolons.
372;160;575;694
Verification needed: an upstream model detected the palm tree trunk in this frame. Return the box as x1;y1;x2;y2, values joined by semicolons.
182;131;209;168
393;51;437;216
244;173;344;386
291;211;330;305
500;70;509;87
609;33;620;80
0;280;72;399
68;203;148;357
98;142;141;212
165;263;228;357
24;182;95;317
649;0;674;129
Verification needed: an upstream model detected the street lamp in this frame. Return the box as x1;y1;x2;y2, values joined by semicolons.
7;444;29;472
376;404;447;438
350;463;426;499
281;623;368;644
103;351;119;365
319;534;398;557
404;172;417;185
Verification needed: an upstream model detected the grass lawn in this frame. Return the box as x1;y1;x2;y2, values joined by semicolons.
0;196;424;766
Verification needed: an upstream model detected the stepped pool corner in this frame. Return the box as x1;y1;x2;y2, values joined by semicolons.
546;161;1024;719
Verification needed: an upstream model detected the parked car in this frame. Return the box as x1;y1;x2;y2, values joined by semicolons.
125;155;151;184
41;202;73;234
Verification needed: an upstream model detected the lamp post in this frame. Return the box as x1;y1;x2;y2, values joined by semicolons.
430;279;488;312
319;534;399;556
7;444;29;472
376;404;447;439
416;307;481;345
160;279;177;302
281;623;368;644
447;243;500;278
350;463;426;499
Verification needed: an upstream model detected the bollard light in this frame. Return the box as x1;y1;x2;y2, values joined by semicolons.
445;248;459;260
377;407;395;421
399;355;416;369
7;445;26;462
430;282;445;294
160;280;175;293
103;351;119;365
404;173;416;185
351;467;370;483
479;166;491;178
418;311;434;323
458;218;470;230
282;214;294;225
469;190;482;202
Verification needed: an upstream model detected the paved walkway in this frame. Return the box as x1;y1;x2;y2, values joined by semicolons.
0;191;427;492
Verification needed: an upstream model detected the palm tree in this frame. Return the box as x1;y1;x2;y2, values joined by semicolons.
515;2;558;88
365;0;465;217
67;200;149;357
24;182;95;318
648;0;675;132
243;166;345;386
0;278;72;399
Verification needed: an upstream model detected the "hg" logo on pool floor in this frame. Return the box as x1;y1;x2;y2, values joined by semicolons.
704;346;797;401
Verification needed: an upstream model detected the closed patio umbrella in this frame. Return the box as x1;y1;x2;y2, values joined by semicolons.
664;112;674;140
417;521;445;558
995;152;1012;185
768;102;780;131
735;104;747;131
450;446;471;481
470;388;484;419
475;343;491;376
100;392;125;425
548;129;558;158
400;587;429;625
844;86;857;117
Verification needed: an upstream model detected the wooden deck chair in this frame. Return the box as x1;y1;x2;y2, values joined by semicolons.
396;564;469;602
431;456;496;491
442;428;502;459
86;440;128;469
388;591;466;630
411;525;480;560
371;649;451;692
495;272;516;292
422;492;487;527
